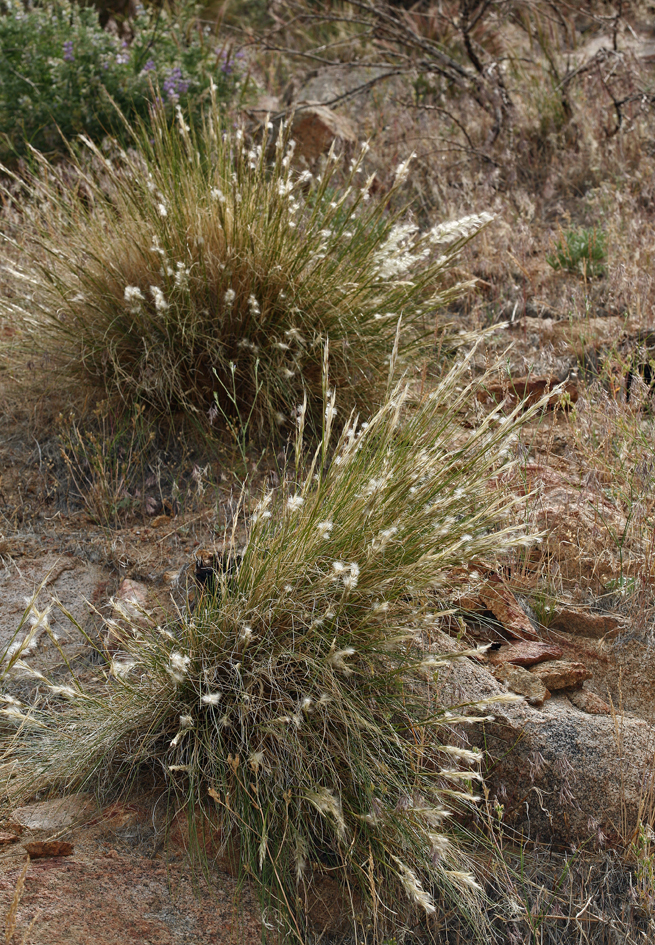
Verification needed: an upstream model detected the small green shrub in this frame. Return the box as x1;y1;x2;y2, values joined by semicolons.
0;358;543;941
0;0;242;160
546;226;606;278
2;94;492;434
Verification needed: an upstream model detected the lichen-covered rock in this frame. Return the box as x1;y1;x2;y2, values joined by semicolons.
492;662;551;706
529;659;592;690
568;687;611;715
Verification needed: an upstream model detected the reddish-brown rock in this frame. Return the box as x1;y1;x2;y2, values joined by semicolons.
290;106;356;164
489;640;564;666
549;607;622;639
478;581;539;640
23;841;74;858
529;660;592;690
568;687;611;715
476;375;578;409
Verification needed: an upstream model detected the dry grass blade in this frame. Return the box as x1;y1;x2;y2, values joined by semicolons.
3;857;29;945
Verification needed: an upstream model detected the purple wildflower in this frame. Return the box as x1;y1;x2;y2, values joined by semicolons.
63;40;74;62
116;39;130;66
162;67;189;102
142;59;156;73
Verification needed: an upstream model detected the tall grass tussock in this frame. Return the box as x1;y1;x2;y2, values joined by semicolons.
1;94;491;434
0;353;545;941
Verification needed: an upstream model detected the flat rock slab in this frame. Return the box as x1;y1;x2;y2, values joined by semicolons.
0;554;110;671
550;607;623;639
11;795;94;831
489;640;563;666
0;855;262;945
1;795;349;943
529;660;592;690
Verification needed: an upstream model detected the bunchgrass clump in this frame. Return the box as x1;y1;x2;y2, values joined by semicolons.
0;354;545;941
1;93;492;435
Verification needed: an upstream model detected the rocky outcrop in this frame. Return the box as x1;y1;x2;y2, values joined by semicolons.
435;632;653;845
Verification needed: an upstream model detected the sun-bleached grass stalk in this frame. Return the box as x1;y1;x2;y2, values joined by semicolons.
1;90;491;433
0;353;547;941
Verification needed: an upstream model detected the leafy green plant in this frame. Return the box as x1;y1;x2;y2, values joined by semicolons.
0;0;242;160
1;93;492;435
546;226;607;278
0;355;545;942
526;584;558;629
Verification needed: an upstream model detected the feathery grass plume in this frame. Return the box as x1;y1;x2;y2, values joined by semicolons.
0;354;550;941
1;91;491;434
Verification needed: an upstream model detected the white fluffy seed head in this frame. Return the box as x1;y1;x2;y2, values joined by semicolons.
124;285;144;304
201;692;221;706
150;285;169;313
393;857;436;915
